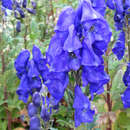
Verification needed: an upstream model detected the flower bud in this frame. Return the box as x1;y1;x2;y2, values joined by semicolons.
28;103;38;118
16;21;21;32
30;116;41;130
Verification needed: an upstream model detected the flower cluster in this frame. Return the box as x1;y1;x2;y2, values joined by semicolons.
106;0;130;60
121;63;130;108
15;0;112;128
46;0;111;127
106;0;130;109
1;0;36;32
14;45;68;129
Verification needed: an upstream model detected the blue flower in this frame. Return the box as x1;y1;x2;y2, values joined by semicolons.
16;21;21;32
73;86;95;127
77;0;101;23
30;116;41;130
63;24;82;52
1;0;13;10
112;31;125;60
22;0;27;8
123;63;130;87
14;50;30;79
121;87;130;108
82;65;109;99
16;74;30;103
82;65;109;85
45;72;69;101
28;103;38;118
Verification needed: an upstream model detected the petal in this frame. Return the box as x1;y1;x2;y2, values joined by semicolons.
29;77;42;91
45;79;67;100
91;0;106;16
55;6;75;31
16;74;30;103
63;24;82;52
49;51;70;72
69;57;81;71
82;65;109;84
74;108;95;127
73;85;90;109
78;0;101;23
89;83;104;100
28;103;38;117
32;45;44;63
30;116;41;130
27;60;40;79
81;39;103;66
112;31;125;60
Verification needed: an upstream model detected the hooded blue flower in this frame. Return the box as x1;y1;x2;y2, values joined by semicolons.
77;0;101;24
1;0;13;10
14;50;30;79
16;74;30;103
47;32;81;72
121;87;130;108
73;86;95;127
44;72;69;101
82;65;109;99
28;103;38;118
30;116;41;130
112;31;125;60
123;63;130;87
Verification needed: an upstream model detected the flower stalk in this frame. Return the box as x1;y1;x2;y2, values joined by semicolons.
105;50;112;130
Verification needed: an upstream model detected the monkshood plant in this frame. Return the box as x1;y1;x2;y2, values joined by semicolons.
14;0;130;130
106;0;130;109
